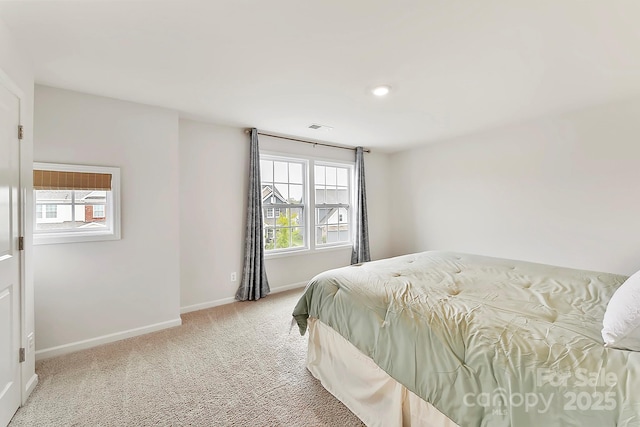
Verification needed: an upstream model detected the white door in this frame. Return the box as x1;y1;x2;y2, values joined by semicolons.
0;82;21;426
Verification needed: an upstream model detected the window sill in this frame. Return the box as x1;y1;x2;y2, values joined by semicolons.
315;243;352;252
264;247;310;260
264;243;352;260
34;231;121;245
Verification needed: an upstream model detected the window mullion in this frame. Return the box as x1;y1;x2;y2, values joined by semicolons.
71;190;76;228
309;160;315;251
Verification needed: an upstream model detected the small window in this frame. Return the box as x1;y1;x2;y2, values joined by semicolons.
33;163;121;244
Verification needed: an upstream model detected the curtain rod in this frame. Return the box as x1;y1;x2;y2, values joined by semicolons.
245;129;370;153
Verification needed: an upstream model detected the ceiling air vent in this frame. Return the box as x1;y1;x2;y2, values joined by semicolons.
308;124;333;131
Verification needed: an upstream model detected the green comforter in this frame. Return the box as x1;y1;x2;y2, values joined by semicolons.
292;251;640;426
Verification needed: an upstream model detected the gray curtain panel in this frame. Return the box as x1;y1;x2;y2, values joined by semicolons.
351;146;371;264
236;128;270;301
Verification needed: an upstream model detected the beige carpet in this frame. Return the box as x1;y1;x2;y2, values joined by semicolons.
10;289;364;426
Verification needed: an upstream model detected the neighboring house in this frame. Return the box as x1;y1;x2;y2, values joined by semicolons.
315;185;350;244
261;184;288;220
261;184;290;247
35;190;107;229
316;206;349;244
261;184;349;246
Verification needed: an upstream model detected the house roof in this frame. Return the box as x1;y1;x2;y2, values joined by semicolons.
261;185;287;204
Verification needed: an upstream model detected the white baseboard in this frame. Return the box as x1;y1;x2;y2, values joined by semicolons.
35;318;182;361
180;296;236;314
180;281;308;314
271;281;309;293
23;373;38;403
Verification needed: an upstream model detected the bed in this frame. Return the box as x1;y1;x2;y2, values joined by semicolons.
292;251;640;426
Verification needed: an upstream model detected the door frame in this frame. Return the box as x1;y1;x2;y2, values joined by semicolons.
0;66;28;405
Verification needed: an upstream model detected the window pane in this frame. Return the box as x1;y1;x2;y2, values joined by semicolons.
290;207;303;226
326;188;338;203
274;183;289;202
338;207;348;224
35;204;70;231
274;161;288;183
264;227;275;249
261;160;273;182
316;208;330;225
289;184;303;204
322;222;349;244
326;167;337;185
337;187;349;204
339;226;350;242
326;224;340;243
327;208;339;225
35;189;110;231
274;229;289;249
289;163;303;184
337;168;348;186
315;186;325;204
291;227;304;247
315;165;325;185
37;190;72;204
316;226;327;245
276;208;290;225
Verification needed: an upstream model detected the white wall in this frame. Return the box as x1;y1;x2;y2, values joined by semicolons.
33;85;181;357
31;91;390;352
390;97;640;276
179;119;391;311
0;16;37;401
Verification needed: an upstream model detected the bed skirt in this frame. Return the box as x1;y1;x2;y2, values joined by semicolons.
306;318;460;427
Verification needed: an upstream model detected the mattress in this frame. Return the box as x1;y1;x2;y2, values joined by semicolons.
293;251;640;426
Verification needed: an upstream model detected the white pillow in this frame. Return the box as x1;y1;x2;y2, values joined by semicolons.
602;270;640;351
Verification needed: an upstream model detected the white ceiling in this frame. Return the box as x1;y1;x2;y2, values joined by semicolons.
2;0;640;152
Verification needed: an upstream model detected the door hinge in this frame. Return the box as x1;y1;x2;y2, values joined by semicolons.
18;125;24;140
18;236;24;251
19;348;25;363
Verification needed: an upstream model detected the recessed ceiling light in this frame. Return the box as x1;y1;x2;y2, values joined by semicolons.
372;85;391;97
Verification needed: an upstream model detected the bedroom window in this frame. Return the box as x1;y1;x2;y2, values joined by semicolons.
33;163;121;245
259;153;353;254
260;157;306;252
